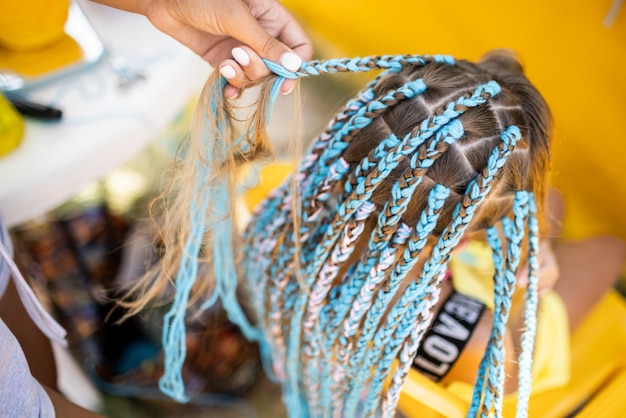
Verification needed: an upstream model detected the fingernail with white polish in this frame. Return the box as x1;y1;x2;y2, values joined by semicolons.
220;65;236;79
232;47;250;66
279;52;302;72
282;85;295;96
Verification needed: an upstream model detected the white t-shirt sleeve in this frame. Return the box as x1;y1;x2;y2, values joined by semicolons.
0;319;55;418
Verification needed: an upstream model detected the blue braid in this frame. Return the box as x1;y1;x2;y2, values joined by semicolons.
312;86;502;416
487;192;529;417
347;120;464;353
329;220;412;414
467;225;504;417
244;175;291;240
339;185;450;416
304;203;375;418
474;192;529;418
515;193;539;418
159;191;209;402
304;79;428;209
251;69;450;405
298;74;380;189
332;89;503;414
267;83;430;342
264;54;454;80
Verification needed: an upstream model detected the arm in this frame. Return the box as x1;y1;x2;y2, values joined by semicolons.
1;281;104;417
547;189;625;331
44;386;103;418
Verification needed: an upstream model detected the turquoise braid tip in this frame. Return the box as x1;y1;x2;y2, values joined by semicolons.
447;118;464;139
158;377;189;403
262;58;299;79
485;80;502;96
504;124;522;141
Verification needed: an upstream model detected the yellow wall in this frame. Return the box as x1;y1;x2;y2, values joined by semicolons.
284;0;626;241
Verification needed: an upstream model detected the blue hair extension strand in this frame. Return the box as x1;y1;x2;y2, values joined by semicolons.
467;225;504;417
515;193;539;418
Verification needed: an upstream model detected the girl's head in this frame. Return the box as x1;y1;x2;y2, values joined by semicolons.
242;49;552;416
145;50;552;415
341;50;552;236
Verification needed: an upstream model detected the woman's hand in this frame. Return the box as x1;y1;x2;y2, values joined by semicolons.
94;0;313;97
145;0;313;98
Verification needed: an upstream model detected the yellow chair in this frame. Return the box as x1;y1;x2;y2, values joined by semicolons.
398;290;626;417
283;0;626;244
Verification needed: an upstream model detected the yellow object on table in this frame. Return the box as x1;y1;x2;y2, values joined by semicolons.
0;0;80;79
0;34;82;78
0;0;69;51
0;94;24;157
283;0;626;242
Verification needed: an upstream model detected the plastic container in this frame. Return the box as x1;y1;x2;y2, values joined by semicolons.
0;94;25;157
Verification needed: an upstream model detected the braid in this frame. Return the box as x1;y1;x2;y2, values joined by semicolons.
249;197;292;329
347;120;465;360
352;185;448;371
329;220;411;414
262;83;435;389
300;75;378;176
302;202;376;416
515;194;539;418
265;54;454;79
473;192;529;418
282;66;455;416
467;225;505;417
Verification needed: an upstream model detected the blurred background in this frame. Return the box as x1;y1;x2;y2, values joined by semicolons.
0;0;624;417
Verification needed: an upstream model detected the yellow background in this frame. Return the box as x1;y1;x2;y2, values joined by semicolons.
284;0;626;241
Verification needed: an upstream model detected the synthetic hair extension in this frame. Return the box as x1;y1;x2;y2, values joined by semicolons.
133;51;552;417
516;194;540;418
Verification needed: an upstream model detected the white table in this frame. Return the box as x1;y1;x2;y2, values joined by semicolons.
0;0;212;227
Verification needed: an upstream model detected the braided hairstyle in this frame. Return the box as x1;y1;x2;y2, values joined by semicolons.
244;51;551;418
137;50;551;417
